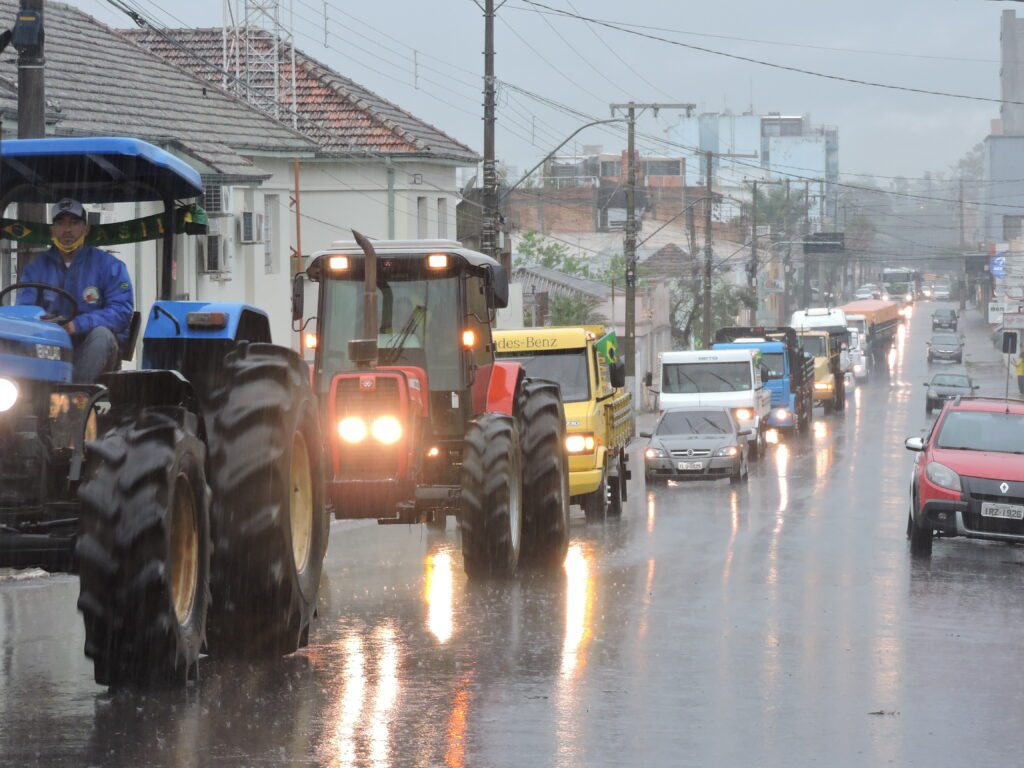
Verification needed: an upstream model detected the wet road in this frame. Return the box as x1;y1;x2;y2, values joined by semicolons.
3;302;1024;768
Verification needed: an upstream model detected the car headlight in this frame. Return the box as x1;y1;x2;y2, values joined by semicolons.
733;408;753;421
714;445;739;457
371;415;403;445
645;446;666;459
774;408;790;420
0;377;18;413
338;416;368;443
566;433;596;454
926;461;961;493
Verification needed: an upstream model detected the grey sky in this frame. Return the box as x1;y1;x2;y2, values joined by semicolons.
80;0;1004;181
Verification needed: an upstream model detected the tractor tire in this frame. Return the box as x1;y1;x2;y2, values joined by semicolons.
77;407;211;687
205;342;329;657
459;413;523;579
516;379;570;571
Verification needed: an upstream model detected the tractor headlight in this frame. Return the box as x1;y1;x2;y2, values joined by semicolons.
371;415;403;445
0;378;18;413
338;416;368;443
566;433;596;454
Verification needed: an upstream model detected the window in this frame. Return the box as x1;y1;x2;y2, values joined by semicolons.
657;410;732;435
937;411;1024;454
662;362;752;394
417;196;428;239
644;159;682;176
600;160;622;177
496;348;590;402
437;198;448;238
1003;215;1024;241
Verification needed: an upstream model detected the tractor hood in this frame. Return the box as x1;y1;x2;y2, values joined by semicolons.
1;305;73;349
0;306;73;383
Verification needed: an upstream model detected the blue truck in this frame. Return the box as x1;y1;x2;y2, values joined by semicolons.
713;326;815;435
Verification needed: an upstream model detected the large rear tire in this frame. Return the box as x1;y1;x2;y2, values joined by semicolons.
517;379;570;571
77;407;211;687
459;413;523;579
205;343;329;657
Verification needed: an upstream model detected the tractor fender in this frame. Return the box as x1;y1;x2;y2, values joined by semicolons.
99;369;203;432
474;360;523;416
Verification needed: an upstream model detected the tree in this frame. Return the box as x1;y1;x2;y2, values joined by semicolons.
549;294;606;326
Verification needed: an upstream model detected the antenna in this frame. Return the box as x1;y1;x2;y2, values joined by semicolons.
222;0;298;127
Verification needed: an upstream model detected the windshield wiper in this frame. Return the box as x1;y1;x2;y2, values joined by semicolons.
380;307;423;364
706;372;739;391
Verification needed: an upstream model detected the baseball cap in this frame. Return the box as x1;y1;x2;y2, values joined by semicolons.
51;198;86;222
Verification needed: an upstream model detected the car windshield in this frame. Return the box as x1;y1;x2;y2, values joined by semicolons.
936;410;1024;453
662;361;752;393
321;266;461;391
931;374;970;387
932;335;959;346
934;310;954;317
657;410;733;436
798;335;826;357
497;348;589;402
762;353;786;379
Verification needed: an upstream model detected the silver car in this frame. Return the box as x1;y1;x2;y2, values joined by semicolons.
642;407;750;485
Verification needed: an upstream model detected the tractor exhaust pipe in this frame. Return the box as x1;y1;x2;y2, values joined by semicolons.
350;230;378;368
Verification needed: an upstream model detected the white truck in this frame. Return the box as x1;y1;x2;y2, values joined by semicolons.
656;348;772;460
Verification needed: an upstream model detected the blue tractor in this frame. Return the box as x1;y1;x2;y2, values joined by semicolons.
0;138;329;686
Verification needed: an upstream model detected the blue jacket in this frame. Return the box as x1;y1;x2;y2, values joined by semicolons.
16;245;134;341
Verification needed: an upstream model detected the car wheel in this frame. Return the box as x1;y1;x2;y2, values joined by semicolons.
908;497;933;559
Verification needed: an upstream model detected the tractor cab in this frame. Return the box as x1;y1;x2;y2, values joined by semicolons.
301;238;512;521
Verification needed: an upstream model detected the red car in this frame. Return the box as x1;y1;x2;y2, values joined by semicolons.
905;397;1024;557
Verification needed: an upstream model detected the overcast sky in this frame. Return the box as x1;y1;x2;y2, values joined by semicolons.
80;0;1009;181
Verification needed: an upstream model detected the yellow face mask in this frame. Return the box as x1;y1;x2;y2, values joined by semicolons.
52;232;86;255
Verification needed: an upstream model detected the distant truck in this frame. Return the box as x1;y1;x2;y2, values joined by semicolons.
713;326;816;435
838;299;900;366
653;348;772;458
494;326;634;521
791;309;849;414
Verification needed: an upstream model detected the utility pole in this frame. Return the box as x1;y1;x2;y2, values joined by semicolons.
801;180;812;308
609;102;695;378
749;180;758;324
702;151;713;349
11;0;45;284
481;0;499;262
959;177;967;311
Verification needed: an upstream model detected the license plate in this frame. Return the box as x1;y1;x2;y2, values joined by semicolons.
677;461;703;471
981;501;1024;520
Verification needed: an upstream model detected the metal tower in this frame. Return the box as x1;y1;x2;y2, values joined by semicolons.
222;0;298;127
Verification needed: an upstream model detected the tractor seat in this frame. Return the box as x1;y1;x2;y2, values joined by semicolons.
119;311;141;361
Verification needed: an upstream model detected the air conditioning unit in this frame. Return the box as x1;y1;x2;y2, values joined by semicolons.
198;233;232;276
202;185;232;216
238;211;264;244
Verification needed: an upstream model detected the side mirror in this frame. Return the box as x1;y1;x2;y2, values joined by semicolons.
485;264;509;309
921;382;929;386
738;429;753;437
639;430;652;439
904;437;925;452
291;273;305;322
643;371;653;388
610;361;626;389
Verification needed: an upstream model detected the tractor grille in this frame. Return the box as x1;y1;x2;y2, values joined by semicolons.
334;376;402;480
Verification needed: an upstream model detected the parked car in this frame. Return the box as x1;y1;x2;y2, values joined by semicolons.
642;407;750;485
923;373;977;414
931;308;958;331
927;333;963;364
905;397;1024;557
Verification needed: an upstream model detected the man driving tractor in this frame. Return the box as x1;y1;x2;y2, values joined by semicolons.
16;198;134;383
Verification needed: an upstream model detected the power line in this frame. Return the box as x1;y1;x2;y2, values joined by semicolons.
517;0;1021;106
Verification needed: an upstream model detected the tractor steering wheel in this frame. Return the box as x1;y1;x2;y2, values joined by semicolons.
0;282;80;327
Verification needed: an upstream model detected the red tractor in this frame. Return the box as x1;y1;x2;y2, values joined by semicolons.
293;234;570;577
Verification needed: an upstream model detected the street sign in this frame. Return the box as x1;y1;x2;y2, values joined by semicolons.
1003;312;1024;330
991;253;1007;278
802;232;845;254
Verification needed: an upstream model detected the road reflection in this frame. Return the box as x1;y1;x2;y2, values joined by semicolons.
370;624;399;768
561;543;594;678
444;679;471;768
328;633;366;768
425;549;455;644
646;490;656;533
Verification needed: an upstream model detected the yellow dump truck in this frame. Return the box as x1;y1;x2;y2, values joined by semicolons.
494;326;634;520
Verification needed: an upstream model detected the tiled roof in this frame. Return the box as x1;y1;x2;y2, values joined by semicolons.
123;28;480;164
0;0;316;178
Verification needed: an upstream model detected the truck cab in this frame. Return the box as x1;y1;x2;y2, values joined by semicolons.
494;325;633;520
656;348;771;458
796;330;845;413
712;340;792;429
